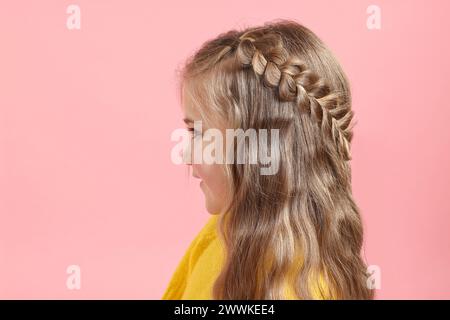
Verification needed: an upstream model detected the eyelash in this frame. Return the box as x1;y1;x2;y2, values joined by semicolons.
187;127;201;137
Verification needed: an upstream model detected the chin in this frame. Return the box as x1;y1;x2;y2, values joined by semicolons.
205;205;220;215
205;200;221;215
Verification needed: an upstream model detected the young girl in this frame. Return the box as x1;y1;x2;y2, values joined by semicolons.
162;19;374;300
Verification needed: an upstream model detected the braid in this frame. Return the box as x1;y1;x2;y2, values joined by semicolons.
219;30;355;161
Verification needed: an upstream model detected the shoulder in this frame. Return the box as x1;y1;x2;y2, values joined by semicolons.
187;215;220;266
198;214;220;239
161;214;221;299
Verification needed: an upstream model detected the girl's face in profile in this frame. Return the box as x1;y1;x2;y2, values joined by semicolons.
182;100;229;215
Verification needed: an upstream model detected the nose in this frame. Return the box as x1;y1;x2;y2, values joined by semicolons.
180;140;193;165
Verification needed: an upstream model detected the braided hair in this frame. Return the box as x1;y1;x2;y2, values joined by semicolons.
214;28;355;162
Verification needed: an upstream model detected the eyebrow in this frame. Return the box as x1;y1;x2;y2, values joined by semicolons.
183;117;194;125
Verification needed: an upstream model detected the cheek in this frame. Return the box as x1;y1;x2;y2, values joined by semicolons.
194;163;228;195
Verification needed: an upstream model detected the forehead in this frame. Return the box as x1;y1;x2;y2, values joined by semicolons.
181;81;203;121
180;74;227;130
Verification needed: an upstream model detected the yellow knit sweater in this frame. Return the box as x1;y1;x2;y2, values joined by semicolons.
162;214;329;300
162;214;223;299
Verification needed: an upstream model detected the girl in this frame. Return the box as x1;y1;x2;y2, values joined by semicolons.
163;19;374;300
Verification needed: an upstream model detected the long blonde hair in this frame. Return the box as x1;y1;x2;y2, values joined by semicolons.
178;19;374;299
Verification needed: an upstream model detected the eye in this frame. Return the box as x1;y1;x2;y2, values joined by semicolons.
187;127;201;138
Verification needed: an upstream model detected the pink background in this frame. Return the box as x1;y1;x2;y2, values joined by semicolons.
1;0;449;299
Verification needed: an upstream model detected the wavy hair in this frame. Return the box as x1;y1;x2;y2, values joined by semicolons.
178;19;374;299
